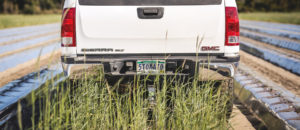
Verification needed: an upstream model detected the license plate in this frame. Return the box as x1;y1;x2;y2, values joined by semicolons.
137;60;165;74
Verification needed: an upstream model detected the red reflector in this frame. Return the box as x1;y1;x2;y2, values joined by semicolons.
61;8;76;47
225;7;239;46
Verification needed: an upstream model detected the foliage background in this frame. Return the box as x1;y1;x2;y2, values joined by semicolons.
237;0;300;12
0;0;63;14
0;0;300;14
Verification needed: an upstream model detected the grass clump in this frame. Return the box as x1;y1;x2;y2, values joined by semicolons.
23;67;231;129
0;14;60;29
239;12;300;25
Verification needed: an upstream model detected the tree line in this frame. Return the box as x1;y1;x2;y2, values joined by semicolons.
0;0;300;14
0;0;63;14
237;0;300;12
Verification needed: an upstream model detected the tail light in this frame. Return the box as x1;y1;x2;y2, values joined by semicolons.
61;8;76;47
225;7;239;46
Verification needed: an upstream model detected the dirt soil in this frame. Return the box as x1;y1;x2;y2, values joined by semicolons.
0;31;59;46
0;38;59;58
0;51;61;87
240;36;300;59
229;105;255;130
241;29;300;45
240;51;300;96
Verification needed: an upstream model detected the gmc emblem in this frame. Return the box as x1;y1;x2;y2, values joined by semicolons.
201;46;220;51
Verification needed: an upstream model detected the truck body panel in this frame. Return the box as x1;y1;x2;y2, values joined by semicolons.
76;5;226;54
61;0;240;77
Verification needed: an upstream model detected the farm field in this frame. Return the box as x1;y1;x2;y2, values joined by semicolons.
0;23;256;129
1;13;300;129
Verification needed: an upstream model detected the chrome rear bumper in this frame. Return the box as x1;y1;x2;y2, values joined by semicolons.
61;54;239;78
62;62;238;78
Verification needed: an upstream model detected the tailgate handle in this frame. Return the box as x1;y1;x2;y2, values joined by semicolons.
137;7;164;19
143;9;159;15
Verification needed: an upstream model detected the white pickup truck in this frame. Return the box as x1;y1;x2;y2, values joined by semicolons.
61;0;240;80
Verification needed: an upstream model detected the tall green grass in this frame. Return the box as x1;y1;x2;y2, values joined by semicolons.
0;14;60;29
239;12;300;25
21;66;232;129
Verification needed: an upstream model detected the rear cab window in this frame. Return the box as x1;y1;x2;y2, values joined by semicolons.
79;0;222;5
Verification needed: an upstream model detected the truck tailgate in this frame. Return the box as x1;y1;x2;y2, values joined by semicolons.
76;1;225;54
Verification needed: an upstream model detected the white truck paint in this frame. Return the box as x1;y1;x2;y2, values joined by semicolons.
61;0;240;77
77;5;225;54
